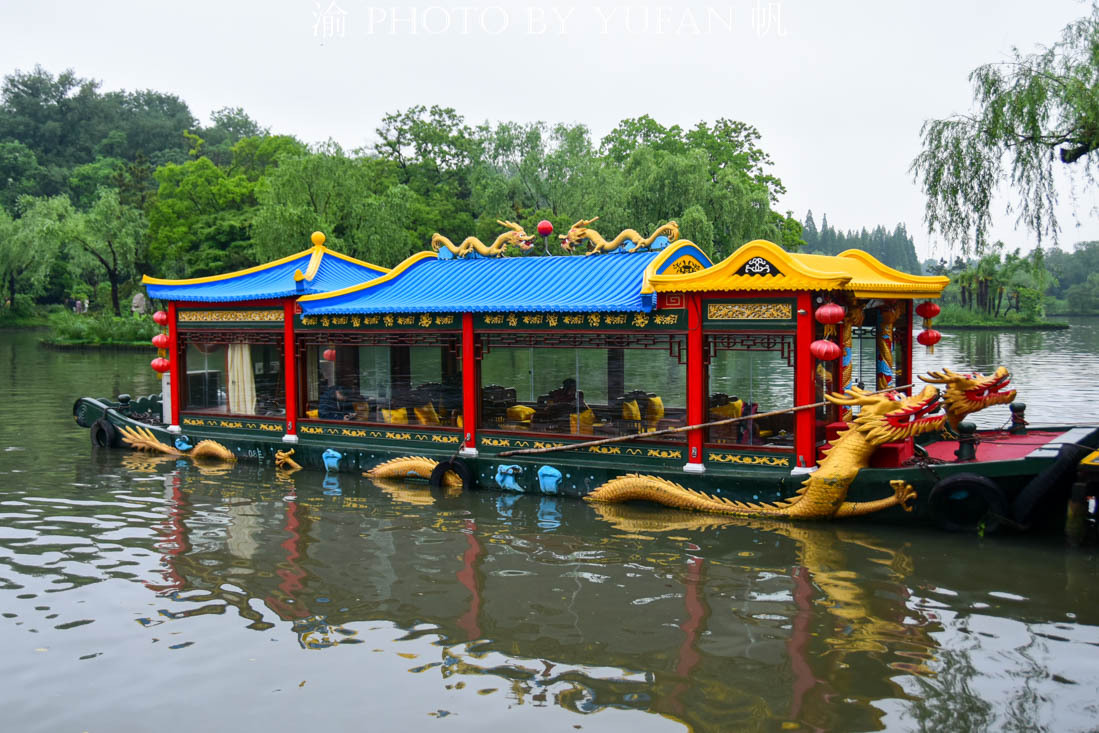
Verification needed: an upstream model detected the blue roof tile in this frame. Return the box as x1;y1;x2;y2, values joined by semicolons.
300;244;712;315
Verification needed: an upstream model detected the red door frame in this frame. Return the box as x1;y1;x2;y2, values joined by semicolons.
686;293;705;468
794;292;815;468
461;312;478;453
283;300;298;439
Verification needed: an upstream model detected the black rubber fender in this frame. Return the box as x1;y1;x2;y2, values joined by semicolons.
429;458;473;490
90;418;120;449
1012;443;1090;527
927;473;1009;534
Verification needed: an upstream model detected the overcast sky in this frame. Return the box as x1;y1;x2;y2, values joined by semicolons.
2;0;1096;259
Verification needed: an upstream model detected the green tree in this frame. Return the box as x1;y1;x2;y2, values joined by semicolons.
146;156;256;277
60;189;146;315
912;5;1099;251
0;195;67;305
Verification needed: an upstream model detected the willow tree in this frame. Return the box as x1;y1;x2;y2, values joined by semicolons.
912;6;1099;252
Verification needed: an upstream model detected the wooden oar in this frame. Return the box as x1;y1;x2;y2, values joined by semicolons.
497;383;916;457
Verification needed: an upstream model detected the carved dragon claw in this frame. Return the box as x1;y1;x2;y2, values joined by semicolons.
889;480;917;512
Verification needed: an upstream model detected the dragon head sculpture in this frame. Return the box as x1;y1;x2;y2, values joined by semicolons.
827;385;946;445
919;366;1016;430
496;220;535;252
559;216;599;253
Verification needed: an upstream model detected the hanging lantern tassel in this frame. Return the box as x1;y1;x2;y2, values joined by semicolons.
915;300;942;354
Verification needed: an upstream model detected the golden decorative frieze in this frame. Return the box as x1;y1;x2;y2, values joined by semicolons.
707;452;792;467
179;309;282;323
707;303;792;320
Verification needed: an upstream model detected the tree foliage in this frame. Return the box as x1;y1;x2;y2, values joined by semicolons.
912;5;1099;252
802;211;921;272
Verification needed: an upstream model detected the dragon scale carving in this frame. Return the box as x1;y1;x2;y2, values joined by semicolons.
559;218;681;255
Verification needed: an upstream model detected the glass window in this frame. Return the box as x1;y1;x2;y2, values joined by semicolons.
184;342;284;416
480;339;685;439
707;335;794;448
303;342;461;427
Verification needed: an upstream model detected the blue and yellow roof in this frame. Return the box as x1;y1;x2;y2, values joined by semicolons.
143;233;388;303
298;241;712;315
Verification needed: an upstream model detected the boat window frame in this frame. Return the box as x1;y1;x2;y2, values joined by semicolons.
477;330;690;444
703;329;797;454
294;330;464;431
177;329;287;421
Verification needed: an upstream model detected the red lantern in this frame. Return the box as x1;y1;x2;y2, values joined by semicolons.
537;220;553;237
150;357;171;373
152;310;169;326
915;301;941;320
810;339;842;361
151;333;169;349
917;329;942;347
814;302;845;325
322;348;337;362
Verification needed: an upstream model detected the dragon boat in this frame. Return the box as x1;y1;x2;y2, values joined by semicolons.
72;223;1099;533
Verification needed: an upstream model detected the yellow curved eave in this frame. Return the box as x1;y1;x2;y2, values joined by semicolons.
297;250;438;302
142;246;317;286
142;244;389;287
650;239;853;293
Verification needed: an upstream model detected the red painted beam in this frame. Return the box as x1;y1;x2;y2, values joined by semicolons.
903;301;914;396
282;300;298;437
461;312;477;451
686;293;705;467
168;302;181;427
794;292;815;468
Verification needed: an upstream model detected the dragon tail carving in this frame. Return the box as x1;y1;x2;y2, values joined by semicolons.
364;456;462;487
120;425;182;455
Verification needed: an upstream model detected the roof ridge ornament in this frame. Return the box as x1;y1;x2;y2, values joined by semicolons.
430;221;535;258
559;218;681;255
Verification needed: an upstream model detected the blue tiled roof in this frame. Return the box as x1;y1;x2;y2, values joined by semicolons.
299;243;713;315
143;247;387;303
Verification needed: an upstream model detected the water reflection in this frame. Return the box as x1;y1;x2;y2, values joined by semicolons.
3;327;1099;731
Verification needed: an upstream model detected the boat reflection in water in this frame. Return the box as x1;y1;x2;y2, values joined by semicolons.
117;457;969;732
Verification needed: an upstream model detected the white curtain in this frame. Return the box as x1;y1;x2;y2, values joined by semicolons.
227;344;256;415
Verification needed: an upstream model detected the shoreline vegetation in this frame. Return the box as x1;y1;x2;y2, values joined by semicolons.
37;310;159;348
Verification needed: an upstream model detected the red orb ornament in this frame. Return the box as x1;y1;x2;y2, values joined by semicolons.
915;301;941;320
150;357;171;373
917;329;942;347
536;219;553;237
810;339;842;361
814;302;845;325
152;310;169;326
322;348;337;362
151;333;169;349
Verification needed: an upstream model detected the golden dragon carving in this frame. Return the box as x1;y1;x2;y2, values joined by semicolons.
587;385;948;519
364;455;462;487
431;220;534;257
920;366;1016;432
119;425;236;463
559;217;681;255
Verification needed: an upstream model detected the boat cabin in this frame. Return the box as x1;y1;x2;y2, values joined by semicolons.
145;230;947;474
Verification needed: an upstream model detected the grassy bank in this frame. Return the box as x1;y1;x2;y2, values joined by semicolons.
936;304;1069;330
41;311;160;347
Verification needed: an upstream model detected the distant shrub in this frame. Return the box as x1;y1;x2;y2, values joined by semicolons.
47;311;159;344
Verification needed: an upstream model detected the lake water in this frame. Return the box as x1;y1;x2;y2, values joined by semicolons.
1;323;1097;732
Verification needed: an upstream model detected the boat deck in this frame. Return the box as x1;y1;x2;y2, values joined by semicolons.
925;429;1071;463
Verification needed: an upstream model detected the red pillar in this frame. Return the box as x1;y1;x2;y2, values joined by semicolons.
461;312;478;455
794;292;816;468
282;300;298;441
686;293;705;470
168;302;181;429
